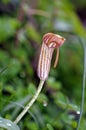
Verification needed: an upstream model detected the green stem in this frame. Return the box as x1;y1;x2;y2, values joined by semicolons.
76;38;86;130
14;80;45;124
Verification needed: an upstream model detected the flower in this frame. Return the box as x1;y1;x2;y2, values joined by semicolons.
37;33;66;81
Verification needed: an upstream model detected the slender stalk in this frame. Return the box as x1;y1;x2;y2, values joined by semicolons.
76;38;86;130
14;80;44;124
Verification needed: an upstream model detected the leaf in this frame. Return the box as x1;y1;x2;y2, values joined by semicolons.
25;23;41;43
37;93;48;104
0;117;20;130
28;83;36;95
7;58;21;77
54;92;79;111
46;123;54;130
0;17;19;42
47;77;62;91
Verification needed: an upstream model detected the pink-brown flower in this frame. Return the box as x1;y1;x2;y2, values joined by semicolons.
37;33;66;80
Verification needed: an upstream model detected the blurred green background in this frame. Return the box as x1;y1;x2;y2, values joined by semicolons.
0;0;86;130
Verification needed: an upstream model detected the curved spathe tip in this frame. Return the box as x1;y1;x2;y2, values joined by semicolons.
43;32;66;48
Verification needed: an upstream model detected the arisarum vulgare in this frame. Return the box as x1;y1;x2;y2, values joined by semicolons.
14;33;65;124
37;33;65;80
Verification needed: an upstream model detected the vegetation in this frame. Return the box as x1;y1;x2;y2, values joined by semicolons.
0;0;86;130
